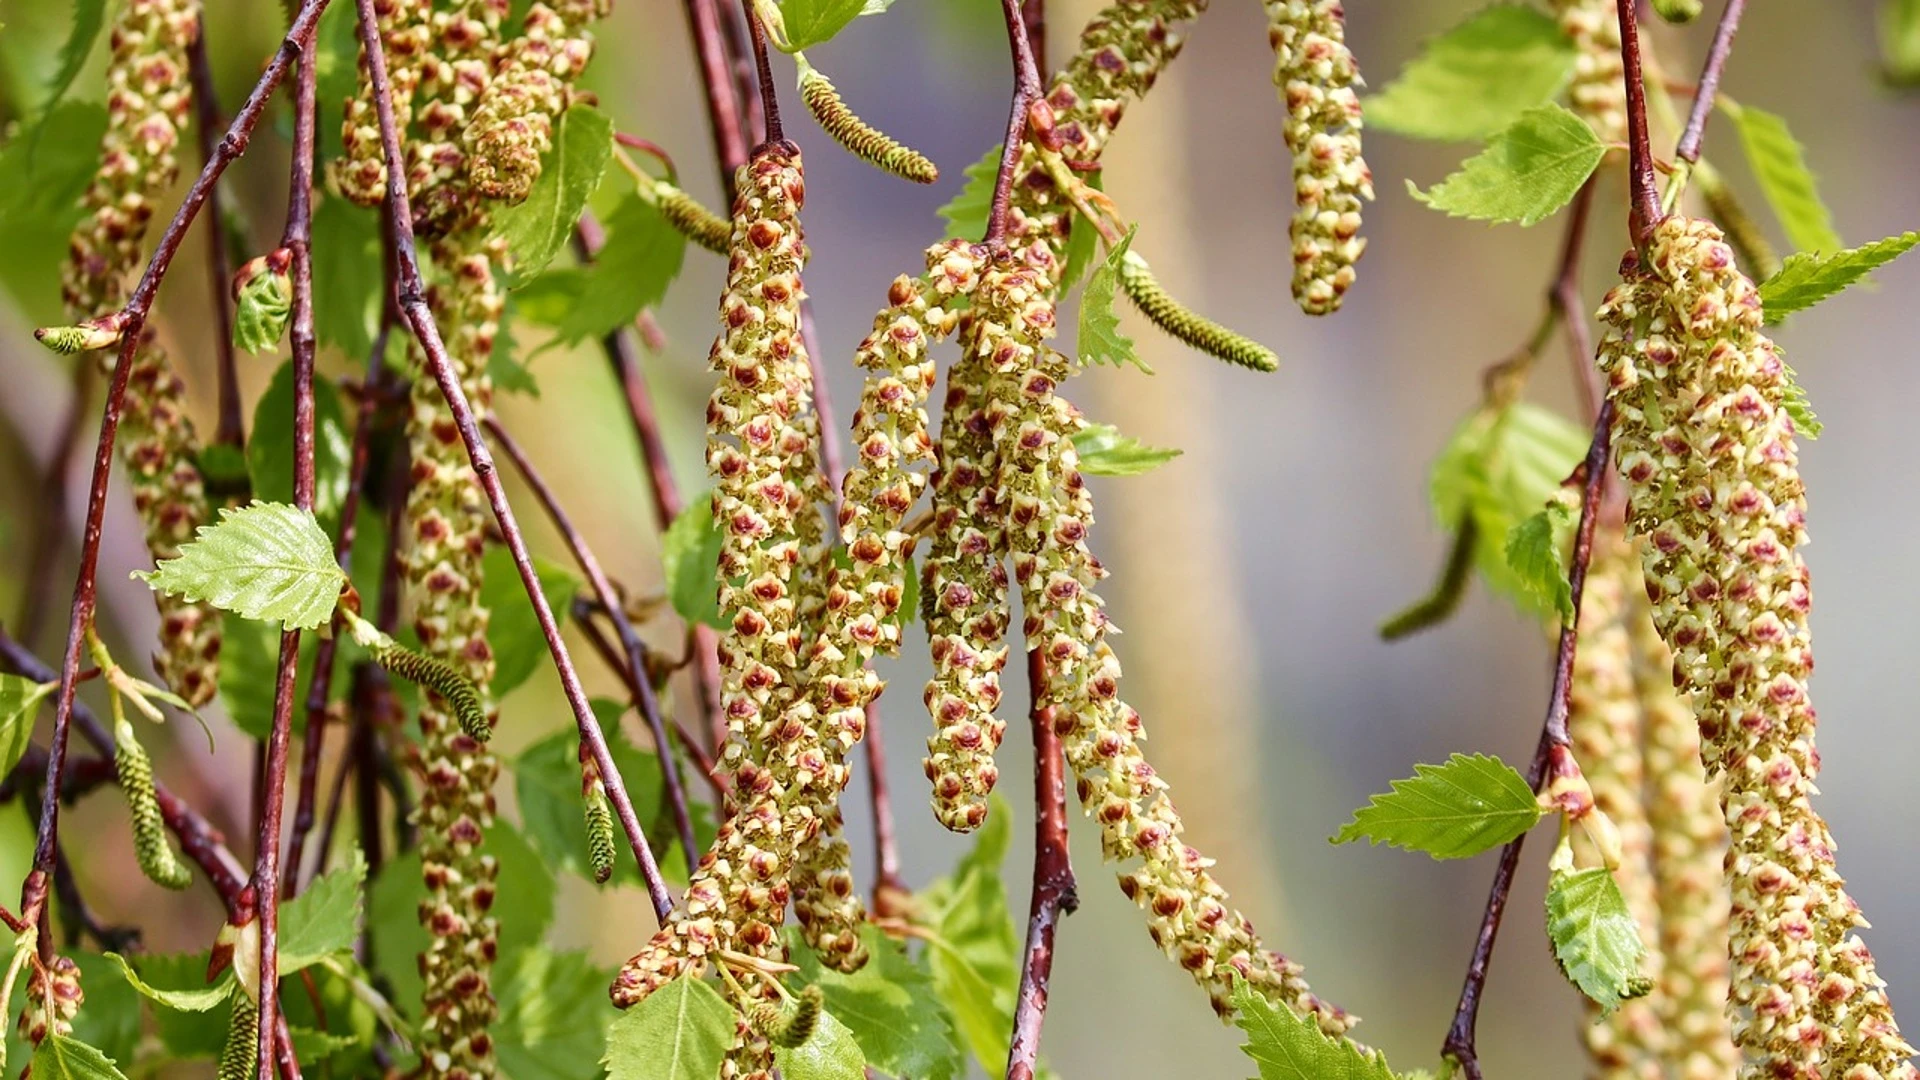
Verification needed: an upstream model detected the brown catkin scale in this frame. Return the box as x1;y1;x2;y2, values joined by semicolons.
1599;216;1916;1080
464;0;609;202
19;956;84;1049
64;0;220;708
1264;0;1372;315
1554;0;1627;145
797;61;938;184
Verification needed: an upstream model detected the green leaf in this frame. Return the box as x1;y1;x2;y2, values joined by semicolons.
280;848;366;972
542;194;686;346
1071;422;1181;476
775;1009;867;1080
1503;500;1575;623
0;101;109;320
494;948;616;1080
496;105;614;281
775;0;870;51
662;493;726;631
134;502;346;631
1232;979;1394;1080
1780;359;1822;440
1544;866;1650;1011
0;674;56;778
68;953;140;1066
106;953;229;1058
233;262;294;355
1885;0;1920;84
311;195;383;359
480;546;582;697
785;928;963;1080
1332;753;1544;860
38;0;108;118
247;359;354;535
288;1025;365;1060
919;798;1020;1076
1408;105;1605;227
217;616;322;739
936;145;1000;241
1080;229;1147;373
280;960;379;1071
1759;232;1920;322
101;953;232;1012
602;974;734;1080
1726;104;1842;256
29;1035;128;1080
1365;5;1576;142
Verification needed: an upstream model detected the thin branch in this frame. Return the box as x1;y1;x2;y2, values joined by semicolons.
571;601;723;789
1441;399;1616;1080
350;0;674;922
1006;651;1076;1080
743;4;784;145
187;23;244;448
863;699;905;910
678;0;752;198
984;0;1047;246
1675;0;1748;164
1616;0;1663;243
14;363;93;647
483;416;701;862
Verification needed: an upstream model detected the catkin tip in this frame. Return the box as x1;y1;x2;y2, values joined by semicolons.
752;985;824;1049
800;68;938;185
376;643;492;742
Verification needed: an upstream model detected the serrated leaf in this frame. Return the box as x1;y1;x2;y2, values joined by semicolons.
38;0;108;119
102;953;232;1012
1726;104;1841;256
663;493;726;630
480;546;582;697
495;948;616;1080
112;953;230;1058
1071;423;1181;476
29;1034;128;1080
311;195;383;359
233;266;293;354
1409;105;1605;227
1080;229;1147;373
1545;867;1649;1011
1759;232;1920;322
919;798;1020;1075
280;848;365;972
247;359;353;535
1366;5;1576;142
0;674;56;778
134;502;346;631
497;105;614;281
67;953;139;1066
1503;500;1575;622
775;1009;867;1080
936;145;999;241
775;0;870;51
542;193;686;346
786;928;963;1080
602;974;734;1080
1232;980;1394;1080
1332;753;1543;859
1780;361;1822;440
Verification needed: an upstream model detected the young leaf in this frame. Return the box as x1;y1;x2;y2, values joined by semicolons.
1408;105;1605;227
1231;979;1394;1080
919;799;1020;1075
279;848;366;972
496;104;614;280
30;1034;129;1080
1759;231;1920;322
1332;753;1544;860
785;928;964;1080
218;618;322;740
546;193;686;345
1365;5;1576;142
602;973;734;1080
479;546;582;697
1725;103;1842;256
1503;499;1575;623
1080;230;1148;373
663;493;727;630
247;359;353;534
102;953;233;1012
38;0;108;120
1544;867;1651;1011
774;1008;868;1080
1071;423;1182;477
936;145;1000;241
775;0;871;50
0;674;56;778
310;195;383;359
134;502;346;631
493;948;616;1080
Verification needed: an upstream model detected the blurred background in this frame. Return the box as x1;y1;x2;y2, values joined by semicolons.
0;0;1916;1075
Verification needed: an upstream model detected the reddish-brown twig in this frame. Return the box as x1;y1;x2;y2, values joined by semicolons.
1007;651;1076;1080
678;0;752;199
1675;0;1748;164
1616;0;1663;243
985;0;1047;246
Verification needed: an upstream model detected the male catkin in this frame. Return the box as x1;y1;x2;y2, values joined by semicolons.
798;62;938;184
1116;251;1279;371
115;718;193;891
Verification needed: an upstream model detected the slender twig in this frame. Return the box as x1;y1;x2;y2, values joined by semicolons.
350;0;674;922
678;0;752;199
743;4;784;145
187;24;244;448
483;417;701;861
1440;400;1616;1080
14;364;93;647
571;602;723;789
984;0;1047;246
1616;0;1663;243
1007;651;1076;1080
1675;0;1747;164
863;699;905;910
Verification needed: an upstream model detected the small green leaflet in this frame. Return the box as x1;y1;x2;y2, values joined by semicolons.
663;493;727;630
775;0;873;50
602;974;734;1080
247;359;354;535
775;1008;867;1080
937;145;1000;240
1759;232;1920;322
496;105;614;281
38;0;108;120
1365;5;1576;142
1408;105;1605;227
1080;229;1147;373
1545;867;1651;1012
1724;103;1841;257
1071;423;1181;476
1231;980;1394;1080
532;193;686;346
0;674;56;778
134;502;346;631
1503;499;1575;622
311;195;383;359
232;264;293;354
1885;0;1920;84
279;849;366;972
479;546;582;697
102;953;232;1013
29;1034;128;1080
785;928;964;1080
1332;753;1543;860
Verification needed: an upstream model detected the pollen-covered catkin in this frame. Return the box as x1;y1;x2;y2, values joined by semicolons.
1599;216;1916;1080
18;956;83;1048
1554;0;1627;144
115;716;193;891
464;0;609;201
1116;251;1279;371
1264;0;1372;315
797;60;938;184
64;0;220;707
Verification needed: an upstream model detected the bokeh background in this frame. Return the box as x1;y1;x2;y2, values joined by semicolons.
0;0;1916;1075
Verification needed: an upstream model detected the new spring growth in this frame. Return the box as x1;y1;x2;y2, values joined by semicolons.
215;992;258;1080
795;55;938;185
581;747;617;884
1116;251;1280;372
340;609;491;742
1650;0;1703;23
750;985;823;1049
33;314;128;355
87;629;193;890
231;248;294;355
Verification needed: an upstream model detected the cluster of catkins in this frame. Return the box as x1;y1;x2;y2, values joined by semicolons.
1555;0;1627;144
1600;217;1916;1079
63;0;220;707
1263;0;1371;315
